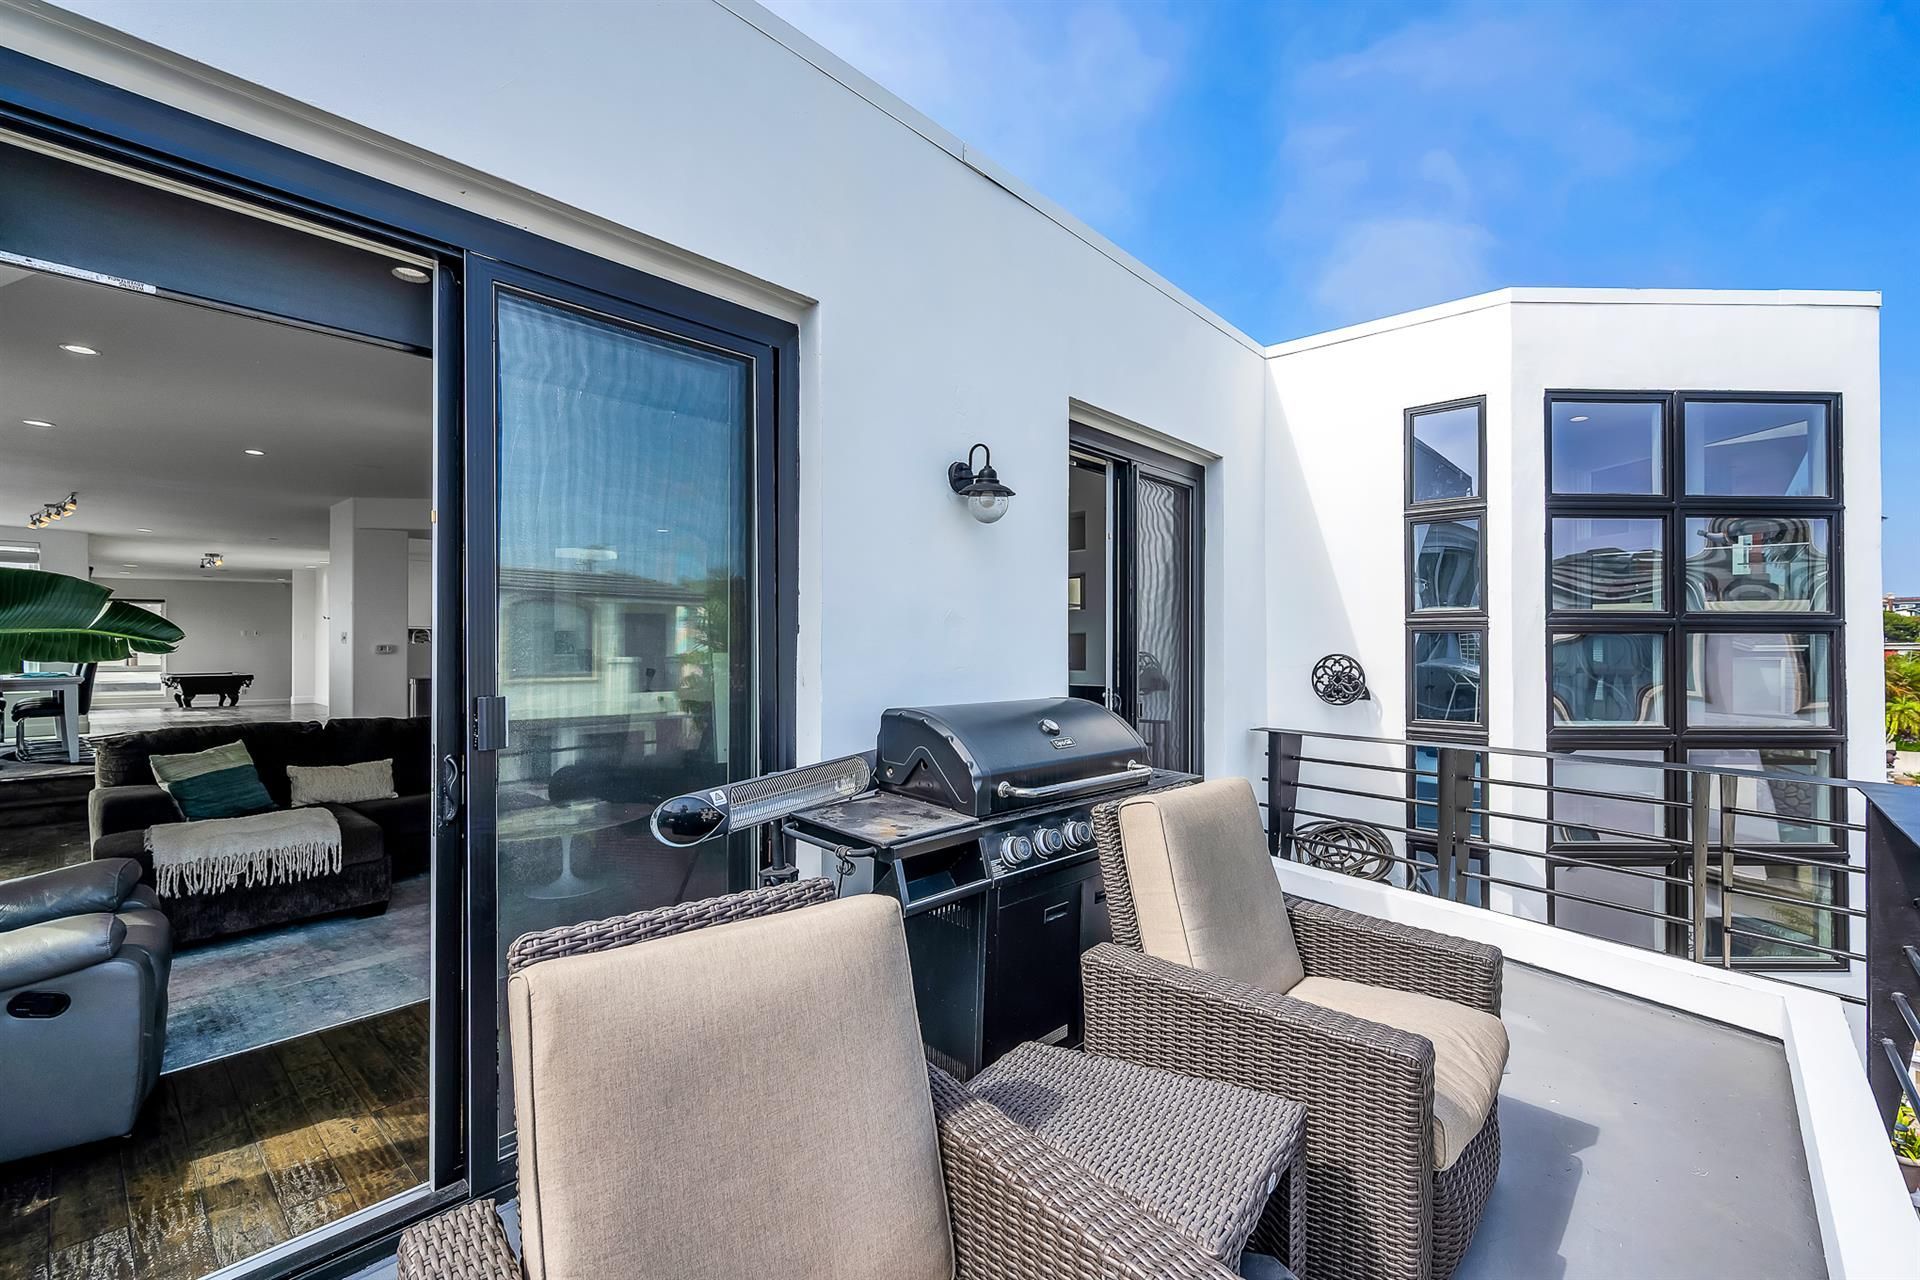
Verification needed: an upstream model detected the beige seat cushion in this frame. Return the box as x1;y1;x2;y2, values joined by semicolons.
1289;976;1508;1169
1116;778;1305;994
509;895;954;1280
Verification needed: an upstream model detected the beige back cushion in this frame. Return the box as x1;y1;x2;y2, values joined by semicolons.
1116;777;1305;994
510;895;954;1280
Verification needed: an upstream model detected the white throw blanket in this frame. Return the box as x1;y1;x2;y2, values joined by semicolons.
146;807;343;897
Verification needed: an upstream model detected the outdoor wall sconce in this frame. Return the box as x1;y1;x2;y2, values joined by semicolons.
948;443;1015;524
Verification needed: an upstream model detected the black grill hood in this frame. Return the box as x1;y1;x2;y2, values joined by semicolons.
877;697;1151;818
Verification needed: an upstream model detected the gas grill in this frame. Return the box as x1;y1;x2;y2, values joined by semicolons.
785;697;1191;1077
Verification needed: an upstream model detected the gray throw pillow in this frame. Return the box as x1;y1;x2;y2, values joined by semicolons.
287;758;398;807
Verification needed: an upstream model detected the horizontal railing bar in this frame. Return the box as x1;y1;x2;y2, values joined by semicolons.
1454;870;1694;925
1466;806;1692;849
1721;805;1866;833
1722;927;1864;963
1723;847;1865;874
1284;753;1424;778
1293;779;1416;806
1512;848;1694;887
1893;992;1920;1045
1883;1039;1920;1112
1483;773;1693;810
1282;806;1428;839
1908;946;1920;982
1705;876;1868;918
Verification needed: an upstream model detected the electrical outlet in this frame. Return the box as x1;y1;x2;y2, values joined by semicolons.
374;642;398;655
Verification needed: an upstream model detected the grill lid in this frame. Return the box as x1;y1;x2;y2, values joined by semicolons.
877;697;1150;817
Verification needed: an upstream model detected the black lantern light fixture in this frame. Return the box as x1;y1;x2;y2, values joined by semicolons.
948;443;1015;524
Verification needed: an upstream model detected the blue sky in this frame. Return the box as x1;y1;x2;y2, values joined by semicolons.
764;0;1920;591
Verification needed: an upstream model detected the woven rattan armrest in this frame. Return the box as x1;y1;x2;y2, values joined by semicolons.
929;1065;1239;1280
396;1199;521;1280
1083;941;1441;1280
1285;894;1504;1014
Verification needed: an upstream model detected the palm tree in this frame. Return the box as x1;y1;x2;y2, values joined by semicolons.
1888;695;1920;747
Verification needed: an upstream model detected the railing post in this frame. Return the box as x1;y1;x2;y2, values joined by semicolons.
1435;746;1471;903
1689;771;1711;963
1866;790;1920;1127
1267;731;1301;859
1718;773;1740;969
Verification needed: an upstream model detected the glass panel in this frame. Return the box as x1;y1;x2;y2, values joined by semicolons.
1133;474;1193;771
1410;746;1484;836
1551;632;1665;726
1685;632;1831;728
1551;401;1663;494
1551;750;1667;842
1066;456;1112;706
1410;518;1481;611
1409;404;1481;502
1687;747;1837;844
1550;517;1663;612
1552;862;1676;953
1411;630;1482;723
1683;516;1830;613
1684;400;1830;497
493;289;753;1137
1704;862;1843;963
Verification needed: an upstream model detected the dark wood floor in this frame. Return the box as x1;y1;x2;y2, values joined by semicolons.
0;1003;428;1280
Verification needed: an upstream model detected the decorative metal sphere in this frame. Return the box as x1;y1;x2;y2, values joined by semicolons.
1311;653;1370;706
1293;820;1393;881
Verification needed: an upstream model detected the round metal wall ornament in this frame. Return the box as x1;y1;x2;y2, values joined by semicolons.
1293;820;1393;881
1311;654;1370;705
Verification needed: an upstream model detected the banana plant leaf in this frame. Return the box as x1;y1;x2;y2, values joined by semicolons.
0;567;184;673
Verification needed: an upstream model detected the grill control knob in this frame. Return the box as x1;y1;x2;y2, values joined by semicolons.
1034;826;1066;858
1001;834;1035;867
1065;819;1094;849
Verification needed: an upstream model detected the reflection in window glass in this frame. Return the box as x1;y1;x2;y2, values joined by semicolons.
1551;517;1663;612
1551;633;1665;726
1411;518;1481;611
1686;632;1831;728
1684;400;1830;497
1410;746;1484;836
1551;401;1663;494
1551;862;1675;953
1411;631;1482;723
1411;845;1486;905
1687;747;1835;844
1683;517;1830;613
1551;750;1666;842
1704;862;1842;963
1410;405;1481;503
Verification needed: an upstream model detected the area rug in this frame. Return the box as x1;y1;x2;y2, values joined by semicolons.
163;873;430;1072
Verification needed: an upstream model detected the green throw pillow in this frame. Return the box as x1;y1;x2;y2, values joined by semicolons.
149;740;276;821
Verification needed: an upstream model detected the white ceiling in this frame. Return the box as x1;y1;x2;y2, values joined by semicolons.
0;267;430;581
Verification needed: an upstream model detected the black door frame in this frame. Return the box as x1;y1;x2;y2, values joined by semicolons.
0;48;799;1278
461;256;791;1193
1068;422;1206;773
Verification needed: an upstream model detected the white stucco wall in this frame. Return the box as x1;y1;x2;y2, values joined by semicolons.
3;0;1272;780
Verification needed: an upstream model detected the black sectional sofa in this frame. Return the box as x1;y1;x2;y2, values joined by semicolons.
88;717;430;945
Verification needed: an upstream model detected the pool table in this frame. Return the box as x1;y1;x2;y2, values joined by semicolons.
162;672;255;708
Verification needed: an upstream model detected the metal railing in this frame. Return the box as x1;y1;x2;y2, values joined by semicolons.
1256;726;1872;1006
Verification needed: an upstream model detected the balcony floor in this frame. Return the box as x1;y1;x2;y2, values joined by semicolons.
1460;962;1826;1280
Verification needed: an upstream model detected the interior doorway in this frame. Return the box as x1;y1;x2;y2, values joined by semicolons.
1066;424;1204;773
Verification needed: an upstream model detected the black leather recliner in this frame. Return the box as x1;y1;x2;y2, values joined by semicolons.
0;857;172;1162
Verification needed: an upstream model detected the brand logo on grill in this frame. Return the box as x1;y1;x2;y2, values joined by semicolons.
1050;736;1075;749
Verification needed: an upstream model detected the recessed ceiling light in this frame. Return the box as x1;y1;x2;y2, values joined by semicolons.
303;564;317;569
1570;415;1590;423
122;563;137;568
391;265;431;284
245;449;265;456
21;419;56;429
58;343;100;356
136;528;152;533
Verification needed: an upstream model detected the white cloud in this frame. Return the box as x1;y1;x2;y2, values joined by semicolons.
761;0;1182;228
1311;216;1495;320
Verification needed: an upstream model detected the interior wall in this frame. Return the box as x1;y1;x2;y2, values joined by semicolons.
35;525;89;580
291;566;322;704
111;575;293;700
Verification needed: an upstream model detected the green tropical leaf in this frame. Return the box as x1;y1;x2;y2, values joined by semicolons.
0;567;184;672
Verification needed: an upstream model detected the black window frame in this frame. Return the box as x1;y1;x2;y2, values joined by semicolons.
1405;397;1489;738
1544;389;1847;971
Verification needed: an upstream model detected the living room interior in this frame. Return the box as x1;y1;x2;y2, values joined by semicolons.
0;175;440;1277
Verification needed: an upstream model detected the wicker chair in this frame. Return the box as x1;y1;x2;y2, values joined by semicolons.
396;879;1244;1280
1083;778;1507;1280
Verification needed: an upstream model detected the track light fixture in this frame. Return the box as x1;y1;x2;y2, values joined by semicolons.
25;492;78;530
200;552;225;570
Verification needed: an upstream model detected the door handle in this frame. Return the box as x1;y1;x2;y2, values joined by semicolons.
438;754;464;825
1043;901;1073;925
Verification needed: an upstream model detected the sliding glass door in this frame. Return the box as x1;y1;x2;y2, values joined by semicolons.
462;260;785;1189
